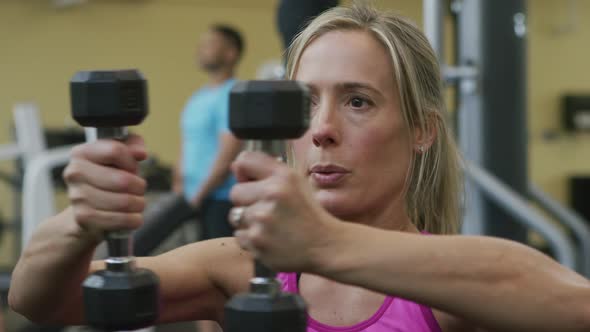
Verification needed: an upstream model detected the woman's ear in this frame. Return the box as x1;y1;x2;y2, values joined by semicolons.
413;113;438;154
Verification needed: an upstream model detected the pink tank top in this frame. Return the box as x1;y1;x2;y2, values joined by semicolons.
277;272;442;332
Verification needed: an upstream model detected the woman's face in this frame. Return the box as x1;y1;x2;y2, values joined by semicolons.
292;30;412;220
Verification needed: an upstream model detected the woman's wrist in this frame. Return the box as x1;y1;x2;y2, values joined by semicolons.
306;216;357;277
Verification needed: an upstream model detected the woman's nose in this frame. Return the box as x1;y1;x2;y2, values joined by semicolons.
311;102;341;148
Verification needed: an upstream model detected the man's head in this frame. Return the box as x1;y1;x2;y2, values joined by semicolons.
198;24;244;72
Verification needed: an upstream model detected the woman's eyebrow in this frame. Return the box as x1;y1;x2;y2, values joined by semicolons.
337;82;383;97
305;83;319;95
303;82;384;99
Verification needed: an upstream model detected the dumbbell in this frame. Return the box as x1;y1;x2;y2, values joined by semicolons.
70;69;160;330
224;80;310;332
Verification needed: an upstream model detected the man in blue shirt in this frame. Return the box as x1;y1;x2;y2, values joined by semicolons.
174;25;244;241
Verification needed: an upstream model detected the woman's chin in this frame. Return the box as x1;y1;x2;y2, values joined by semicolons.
315;191;359;218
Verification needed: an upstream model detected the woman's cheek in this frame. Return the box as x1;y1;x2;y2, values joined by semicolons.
350;131;388;162
291;134;309;158
290;138;311;174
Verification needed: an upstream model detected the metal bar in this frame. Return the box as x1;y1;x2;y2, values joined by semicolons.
423;0;445;62
529;184;590;277
13;103;47;165
21;145;75;247
12;102;48;259
442;65;479;84
464;161;576;268
456;0;486;236
0;144;21;161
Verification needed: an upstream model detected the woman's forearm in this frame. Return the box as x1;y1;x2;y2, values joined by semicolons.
8;208;101;324
313;222;590;332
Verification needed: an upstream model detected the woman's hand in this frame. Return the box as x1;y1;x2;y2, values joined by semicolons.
229;151;340;273
63;134;148;240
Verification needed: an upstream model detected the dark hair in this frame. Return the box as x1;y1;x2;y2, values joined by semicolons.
211;24;245;60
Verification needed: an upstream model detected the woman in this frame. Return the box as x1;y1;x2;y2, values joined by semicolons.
9;3;590;332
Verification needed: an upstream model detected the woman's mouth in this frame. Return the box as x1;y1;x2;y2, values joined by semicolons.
309;164;350;186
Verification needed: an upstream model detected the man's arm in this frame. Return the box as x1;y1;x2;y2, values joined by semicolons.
173;145;184;194
190;132;242;207
314;223;590;332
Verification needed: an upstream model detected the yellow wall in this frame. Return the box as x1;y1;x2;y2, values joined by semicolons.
528;0;590;204
0;0;589;266
0;0;422;161
0;0;286;266
0;0;285;162
0;0;421;266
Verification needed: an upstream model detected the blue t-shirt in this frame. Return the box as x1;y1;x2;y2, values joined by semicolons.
181;79;236;201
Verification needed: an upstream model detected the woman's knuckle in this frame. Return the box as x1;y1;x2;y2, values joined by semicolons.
107;143;125;157
250;232;264;247
116;194;132;211
75;206;95;223
253;209;271;223
229;186;240;202
68;187;85;204
126;213;143;228
70;144;86;158
119;195;143;213
135;197;146;212
235;151;248;164
137;178;147;194
114;173;131;191
266;183;286;200
62;163;81;182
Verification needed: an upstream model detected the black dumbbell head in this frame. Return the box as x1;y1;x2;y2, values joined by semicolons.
230;80;310;139
83;268;160;330
225;292;307;332
70;69;148;127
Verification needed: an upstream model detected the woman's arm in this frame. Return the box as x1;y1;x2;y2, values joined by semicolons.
9;208;102;323
9;137;252;326
312;222;590;332
229;151;590;332
142;237;252;324
8;208;250;325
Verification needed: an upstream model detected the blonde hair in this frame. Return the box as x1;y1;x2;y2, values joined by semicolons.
286;2;462;234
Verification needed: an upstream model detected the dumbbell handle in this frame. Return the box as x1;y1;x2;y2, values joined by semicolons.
245;140;285;157
95;128;136;270
245;140;286;283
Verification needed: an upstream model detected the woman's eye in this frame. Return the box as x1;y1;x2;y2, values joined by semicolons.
349;96;372;109
310;95;319;106
351;97;365;108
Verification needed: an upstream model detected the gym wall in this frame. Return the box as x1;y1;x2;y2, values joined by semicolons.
0;0;588;264
0;0;421;265
528;0;590;206
0;0;288;266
